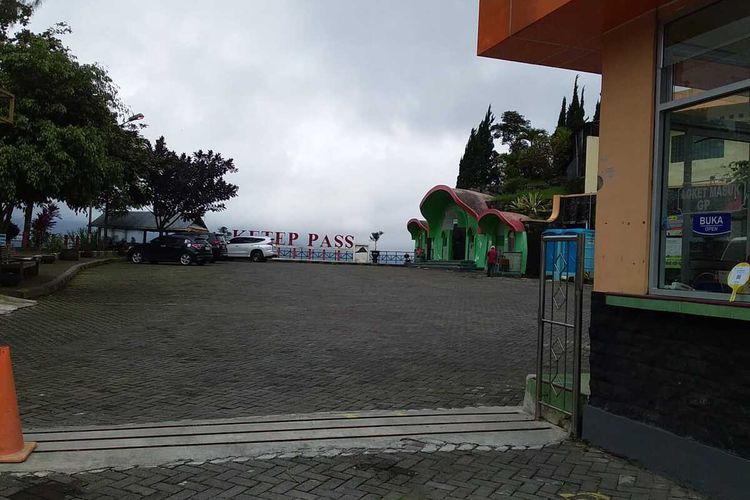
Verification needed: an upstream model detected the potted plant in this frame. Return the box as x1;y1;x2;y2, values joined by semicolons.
369;231;383;264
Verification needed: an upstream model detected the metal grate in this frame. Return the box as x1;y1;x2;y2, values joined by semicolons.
535;234;585;437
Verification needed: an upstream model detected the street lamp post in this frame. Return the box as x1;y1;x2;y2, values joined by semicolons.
118;113;144;127
89;113;145;239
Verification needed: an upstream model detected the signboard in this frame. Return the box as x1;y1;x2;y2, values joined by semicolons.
679;182;745;214
232;229;355;248
665;237;682;268
728;262;750;302
665;215;683;237
692;213;731;236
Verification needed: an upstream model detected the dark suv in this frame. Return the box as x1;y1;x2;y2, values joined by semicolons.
174;231;228;262
128;235;213;266
206;232;229;262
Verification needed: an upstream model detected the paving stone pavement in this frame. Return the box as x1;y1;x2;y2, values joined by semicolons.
0;441;703;500
0;261;589;428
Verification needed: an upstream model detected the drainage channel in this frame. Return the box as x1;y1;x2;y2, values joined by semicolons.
1;406;566;473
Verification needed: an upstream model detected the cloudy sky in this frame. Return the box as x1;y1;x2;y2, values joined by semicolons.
27;0;600;250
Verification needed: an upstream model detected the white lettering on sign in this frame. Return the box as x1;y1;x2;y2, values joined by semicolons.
699;215;724;226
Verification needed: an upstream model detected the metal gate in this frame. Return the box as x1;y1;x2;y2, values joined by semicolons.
535;233;585;436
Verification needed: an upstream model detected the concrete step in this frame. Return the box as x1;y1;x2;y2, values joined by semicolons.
414;260;478;271
3;407;565;473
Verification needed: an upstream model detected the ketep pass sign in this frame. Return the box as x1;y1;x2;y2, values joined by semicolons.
692;213;731;236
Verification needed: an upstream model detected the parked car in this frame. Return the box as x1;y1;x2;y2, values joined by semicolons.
226;236;277;262
128;235;213;266
172;231;229;262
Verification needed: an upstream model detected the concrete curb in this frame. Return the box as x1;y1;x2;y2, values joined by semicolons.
9;258;122;300
271;259;407;267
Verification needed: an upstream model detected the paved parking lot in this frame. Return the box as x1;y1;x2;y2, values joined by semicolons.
0;260;564;428
0;261;706;499
0;441;702;500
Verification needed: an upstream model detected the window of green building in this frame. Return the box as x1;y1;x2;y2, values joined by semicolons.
654;0;750;299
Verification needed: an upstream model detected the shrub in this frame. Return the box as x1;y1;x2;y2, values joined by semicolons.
508;192;552;218
42;234;64;253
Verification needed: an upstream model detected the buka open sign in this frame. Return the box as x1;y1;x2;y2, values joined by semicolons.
692;213;731;236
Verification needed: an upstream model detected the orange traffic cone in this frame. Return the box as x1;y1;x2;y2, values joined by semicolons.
0;345;35;463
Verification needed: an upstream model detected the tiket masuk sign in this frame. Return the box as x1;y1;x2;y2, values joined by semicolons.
232;230;355;248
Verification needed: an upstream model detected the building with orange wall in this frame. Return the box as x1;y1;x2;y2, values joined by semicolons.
478;1;749;497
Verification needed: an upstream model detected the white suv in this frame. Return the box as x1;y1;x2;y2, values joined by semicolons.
226;236;277;262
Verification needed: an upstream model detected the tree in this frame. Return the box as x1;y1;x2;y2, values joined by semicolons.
30;201;60;248
369;231;383;250
593;99;601;123
565;75;586;131
514;129;554;180
550;126;573;175
0;23;130;238
456;106;496;191
95;125;151;237
141;137;239;235
492;110;531;148
0;0;40;40
557;97;567;128
490;111;557;184
456;127;478;189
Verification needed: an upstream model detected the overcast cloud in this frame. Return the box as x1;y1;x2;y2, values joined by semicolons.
27;0;600;250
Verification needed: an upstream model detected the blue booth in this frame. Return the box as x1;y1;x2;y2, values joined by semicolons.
542;228;595;279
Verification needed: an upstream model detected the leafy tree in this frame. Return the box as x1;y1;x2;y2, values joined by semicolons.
550;126;573;175
0;0;40;40
456;106;496;191
95;126;151;237
141;137;239;235
492;110;531;148
514;129;554;180
490;111;558;183
0;23;129;238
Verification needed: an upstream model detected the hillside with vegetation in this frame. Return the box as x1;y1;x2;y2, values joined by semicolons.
456;77;599;218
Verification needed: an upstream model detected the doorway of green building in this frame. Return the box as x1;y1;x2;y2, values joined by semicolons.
452;227;466;260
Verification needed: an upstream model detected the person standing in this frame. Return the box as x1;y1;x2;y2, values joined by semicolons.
486;245;498;277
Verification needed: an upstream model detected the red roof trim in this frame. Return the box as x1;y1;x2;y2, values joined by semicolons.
419;185;527;233
478;209;527;232
407;218;429;233
419;185;481;220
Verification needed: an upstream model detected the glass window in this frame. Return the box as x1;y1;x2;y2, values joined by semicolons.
656;1;750;298
661;0;750;102
657;92;750;293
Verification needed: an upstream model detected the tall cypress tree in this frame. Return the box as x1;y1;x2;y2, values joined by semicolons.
456;128;478;189
557;97;567;128
456;106;496;191
579;86;585;122
565;75;586;131
475;106;496;190
593;99;601;122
